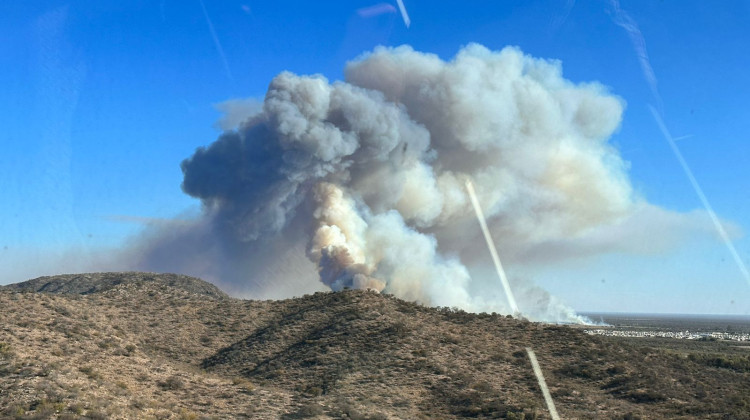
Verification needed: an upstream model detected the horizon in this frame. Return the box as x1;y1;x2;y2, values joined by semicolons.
5;269;750;319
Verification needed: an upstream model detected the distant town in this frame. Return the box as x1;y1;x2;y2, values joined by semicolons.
584;329;750;342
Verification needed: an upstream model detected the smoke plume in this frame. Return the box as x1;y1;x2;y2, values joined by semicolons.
131;44;675;322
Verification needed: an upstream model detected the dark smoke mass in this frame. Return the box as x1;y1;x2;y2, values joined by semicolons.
131;44;668;323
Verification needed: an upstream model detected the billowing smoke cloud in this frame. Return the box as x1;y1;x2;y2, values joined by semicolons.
128;44;719;322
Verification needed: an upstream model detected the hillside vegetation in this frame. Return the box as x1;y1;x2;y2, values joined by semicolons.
1;273;748;419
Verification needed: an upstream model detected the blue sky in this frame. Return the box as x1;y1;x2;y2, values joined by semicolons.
1;0;749;314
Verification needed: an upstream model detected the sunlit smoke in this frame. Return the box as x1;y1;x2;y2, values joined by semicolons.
123;43;736;323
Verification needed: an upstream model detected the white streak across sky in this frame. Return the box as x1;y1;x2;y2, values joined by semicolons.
468;180;560;417
550;0;575;33
357;3;397;18
610;0;661;113
198;0;234;82
465;180;520;315
395;0;411;28
649;106;750;287
611;1;750;289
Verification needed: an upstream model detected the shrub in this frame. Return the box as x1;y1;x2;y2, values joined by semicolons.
507;412;533;420
0;342;13;359
291;403;324;418
688;353;750;372
305;386;323;397
78;366;101;380
232;377;255;393
626;390;666;403
159;375;185;390
606;365;627;375
556;363;603;380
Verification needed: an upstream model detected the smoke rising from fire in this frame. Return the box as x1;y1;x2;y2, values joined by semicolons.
128;44;724;322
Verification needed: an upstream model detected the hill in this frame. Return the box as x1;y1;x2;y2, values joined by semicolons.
0;272;228;300
1;273;748;419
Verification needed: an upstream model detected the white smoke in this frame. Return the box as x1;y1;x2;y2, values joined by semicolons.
213;98;262;131
127;43;727;323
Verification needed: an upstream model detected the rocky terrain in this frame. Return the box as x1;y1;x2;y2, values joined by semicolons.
0;272;228;300
1;272;749;419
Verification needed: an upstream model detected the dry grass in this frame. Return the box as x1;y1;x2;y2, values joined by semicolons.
1;273;748;419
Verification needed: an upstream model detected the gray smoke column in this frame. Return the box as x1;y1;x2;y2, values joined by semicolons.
138;44;638;322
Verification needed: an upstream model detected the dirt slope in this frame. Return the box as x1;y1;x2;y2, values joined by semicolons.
1;273;748;419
